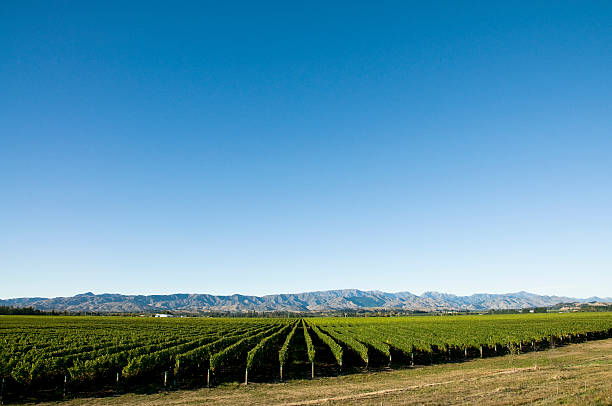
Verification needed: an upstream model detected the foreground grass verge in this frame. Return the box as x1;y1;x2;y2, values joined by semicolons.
41;338;612;405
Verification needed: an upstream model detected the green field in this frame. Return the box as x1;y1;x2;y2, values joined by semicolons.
1;313;611;403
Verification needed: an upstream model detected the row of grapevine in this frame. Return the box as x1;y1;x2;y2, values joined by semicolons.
278;322;300;368
1;312;611;401
307;313;612;363
245;323;294;383
0;316;289;387
173;325;271;375
318;327;368;365
69;337;202;382
343;327;391;360
303;320;316;364
309;324;343;366
209;326;283;372
12;330;220;384
121;335;224;378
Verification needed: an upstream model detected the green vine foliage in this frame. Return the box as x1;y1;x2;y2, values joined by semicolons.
308;323;343;366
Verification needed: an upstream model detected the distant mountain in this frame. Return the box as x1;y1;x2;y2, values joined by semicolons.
1;289;609;313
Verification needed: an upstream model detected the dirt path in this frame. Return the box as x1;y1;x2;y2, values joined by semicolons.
41;338;612;406
281;366;540;405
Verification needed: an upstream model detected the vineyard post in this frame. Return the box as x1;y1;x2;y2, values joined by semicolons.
1;377;5;405
410;352;414;366
116;372;120;394
388;353;392;366
280;365;283;382
63;375;68;399
164;371;168;388
479;346;483;358
207;368;210;388
244;368;248;385
311;362;314;379
464;347;468;359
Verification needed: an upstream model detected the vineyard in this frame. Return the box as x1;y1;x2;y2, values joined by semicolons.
1;313;612;403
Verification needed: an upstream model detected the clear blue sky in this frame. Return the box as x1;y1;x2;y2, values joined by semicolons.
1;1;611;299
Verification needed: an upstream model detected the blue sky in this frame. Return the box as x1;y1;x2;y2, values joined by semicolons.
1;1;611;299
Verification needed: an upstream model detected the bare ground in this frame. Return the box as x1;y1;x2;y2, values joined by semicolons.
41;338;612;406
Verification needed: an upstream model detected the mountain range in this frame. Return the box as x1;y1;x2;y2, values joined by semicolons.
1;290;609;313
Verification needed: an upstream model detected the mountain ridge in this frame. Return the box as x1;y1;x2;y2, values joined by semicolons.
1;289;610;313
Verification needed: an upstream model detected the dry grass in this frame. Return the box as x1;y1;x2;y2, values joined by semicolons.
42;338;612;406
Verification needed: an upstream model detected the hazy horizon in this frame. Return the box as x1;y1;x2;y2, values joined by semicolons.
2;2;611;299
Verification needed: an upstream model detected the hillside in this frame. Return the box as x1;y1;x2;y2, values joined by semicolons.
1;289;609;313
